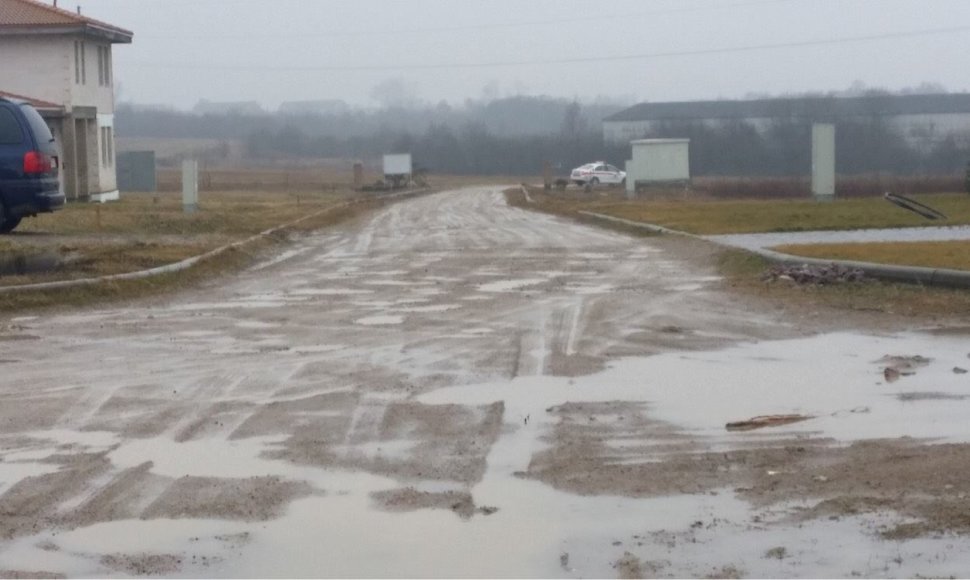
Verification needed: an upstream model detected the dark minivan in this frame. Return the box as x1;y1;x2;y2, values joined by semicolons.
0;97;64;233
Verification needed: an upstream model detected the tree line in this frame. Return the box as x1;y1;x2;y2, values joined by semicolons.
117;100;970;177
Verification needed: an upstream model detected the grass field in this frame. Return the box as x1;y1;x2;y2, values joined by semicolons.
775;240;970;271
507;186;970;319
717;249;970;319
0;187;374;310
517;186;970;235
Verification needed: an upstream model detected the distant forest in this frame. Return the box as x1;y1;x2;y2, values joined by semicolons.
116;94;970;177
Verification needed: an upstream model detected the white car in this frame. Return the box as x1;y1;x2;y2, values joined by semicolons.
570;162;626;187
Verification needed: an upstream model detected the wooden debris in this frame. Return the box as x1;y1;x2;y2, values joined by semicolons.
726;414;813;432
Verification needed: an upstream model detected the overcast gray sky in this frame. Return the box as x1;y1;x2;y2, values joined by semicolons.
75;0;970;110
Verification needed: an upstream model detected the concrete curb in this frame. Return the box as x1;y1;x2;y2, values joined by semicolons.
578;210;970;290
0;187;431;295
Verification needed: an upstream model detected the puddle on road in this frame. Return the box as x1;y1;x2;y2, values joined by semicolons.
392;304;462;314
422;331;970;443
355;315;405;326
477;278;548;293
286;288;375;296
3;330;970;577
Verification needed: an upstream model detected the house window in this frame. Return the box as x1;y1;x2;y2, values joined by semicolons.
74;41;81;84
96;46;113;87
80;42;87;85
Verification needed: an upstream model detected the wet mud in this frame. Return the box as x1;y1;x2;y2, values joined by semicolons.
1;187;969;577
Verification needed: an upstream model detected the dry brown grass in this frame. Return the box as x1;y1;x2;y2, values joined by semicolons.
0;198;385;312
153;166;529;193
17;189;348;239
0;178;415;311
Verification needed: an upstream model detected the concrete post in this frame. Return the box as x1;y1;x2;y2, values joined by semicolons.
182;159;198;213
542;161;552;190
812;123;836;200
353;162;364;190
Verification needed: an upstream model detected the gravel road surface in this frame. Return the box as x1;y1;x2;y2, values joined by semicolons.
2;187;970;578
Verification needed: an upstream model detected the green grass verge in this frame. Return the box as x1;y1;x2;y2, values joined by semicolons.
507;187;970;320
517;186;970;235
774;240;970;271
717;248;970;319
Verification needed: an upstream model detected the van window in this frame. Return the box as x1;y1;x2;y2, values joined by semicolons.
0;107;24;145
19;105;54;143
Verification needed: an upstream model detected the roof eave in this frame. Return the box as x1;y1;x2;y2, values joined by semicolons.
0;23;132;43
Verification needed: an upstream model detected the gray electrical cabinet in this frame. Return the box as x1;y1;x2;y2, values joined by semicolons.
117;151;157;193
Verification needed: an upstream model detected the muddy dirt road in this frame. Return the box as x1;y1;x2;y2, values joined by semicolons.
2;187;970;578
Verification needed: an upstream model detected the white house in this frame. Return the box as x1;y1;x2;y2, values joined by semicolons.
0;0;132;202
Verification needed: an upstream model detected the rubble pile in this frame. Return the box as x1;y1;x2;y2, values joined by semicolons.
762;263;865;285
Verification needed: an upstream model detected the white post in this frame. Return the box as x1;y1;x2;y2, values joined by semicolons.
812;124;836;199
182;159;198;213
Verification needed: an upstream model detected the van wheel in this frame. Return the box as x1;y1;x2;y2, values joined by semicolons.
0;217;21;234
0;204;19;234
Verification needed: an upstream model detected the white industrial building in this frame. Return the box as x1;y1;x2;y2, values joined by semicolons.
0;0;132;202
604;94;970;148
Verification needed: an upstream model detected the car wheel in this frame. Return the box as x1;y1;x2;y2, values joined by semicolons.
0;203;12;234
590;177;600;186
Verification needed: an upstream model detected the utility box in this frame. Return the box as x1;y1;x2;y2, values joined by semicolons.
383;153;412;188
812;123;836;198
117;151;157;192
626;139;690;195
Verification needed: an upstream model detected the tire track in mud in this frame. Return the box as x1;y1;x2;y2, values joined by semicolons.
0;186;799;576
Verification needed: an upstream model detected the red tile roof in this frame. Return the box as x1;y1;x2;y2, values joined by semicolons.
0;90;64;112
0;0;132;40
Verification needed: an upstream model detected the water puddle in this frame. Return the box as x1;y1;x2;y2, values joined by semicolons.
355;315;405;326
3;331;970;577
477;278;548;293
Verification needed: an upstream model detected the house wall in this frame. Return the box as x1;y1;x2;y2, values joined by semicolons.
0;35;119;197
0;36;73;105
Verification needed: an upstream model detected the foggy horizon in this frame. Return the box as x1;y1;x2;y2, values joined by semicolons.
65;0;970;110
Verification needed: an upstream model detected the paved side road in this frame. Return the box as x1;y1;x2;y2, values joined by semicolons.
708;224;970;251
1;187;969;578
